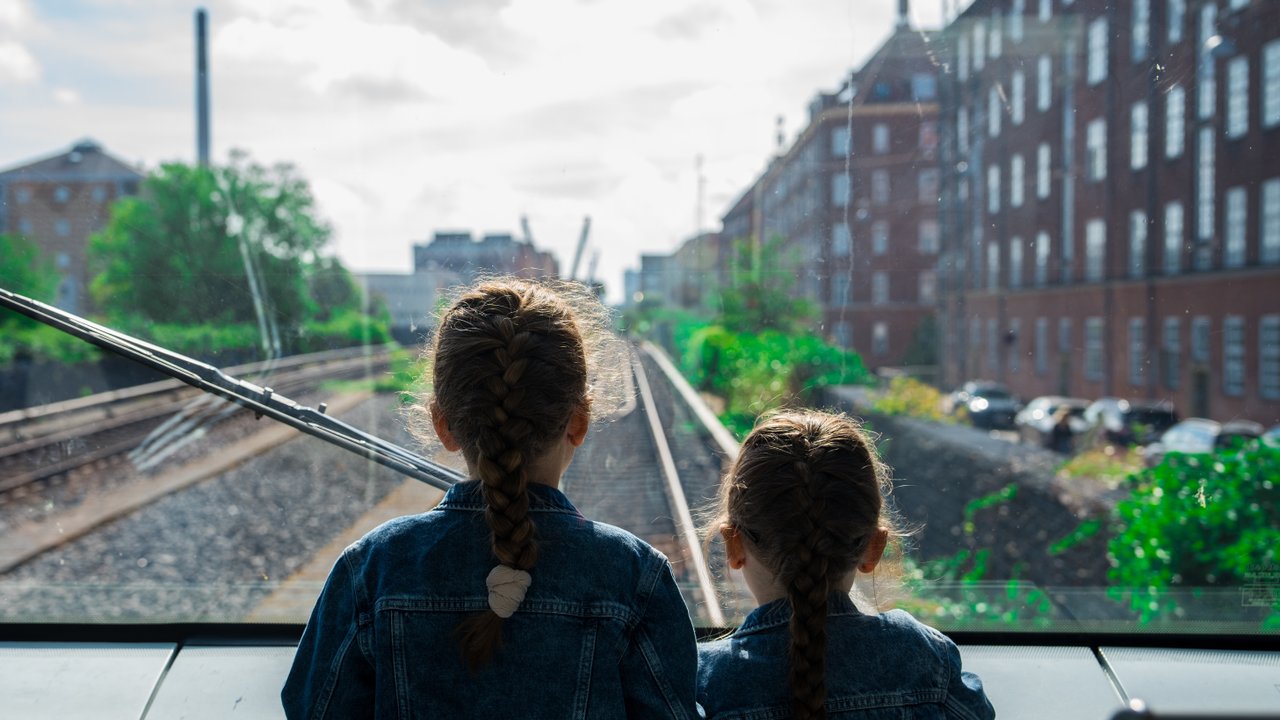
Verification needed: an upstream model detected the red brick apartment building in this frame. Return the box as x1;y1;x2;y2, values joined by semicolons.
0;140;143;315
936;0;1280;425
720;9;942;367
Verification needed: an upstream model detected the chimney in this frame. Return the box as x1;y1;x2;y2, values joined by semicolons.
195;8;210;167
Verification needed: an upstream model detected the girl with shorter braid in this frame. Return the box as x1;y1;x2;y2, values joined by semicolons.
284;279;699;719
697;410;993;720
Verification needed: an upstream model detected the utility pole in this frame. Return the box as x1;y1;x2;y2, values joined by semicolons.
195;8;210;167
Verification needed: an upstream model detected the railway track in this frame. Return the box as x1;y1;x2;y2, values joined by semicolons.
0;346;395;498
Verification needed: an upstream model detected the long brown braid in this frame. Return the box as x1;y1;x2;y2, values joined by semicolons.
429;279;590;669
708;411;896;720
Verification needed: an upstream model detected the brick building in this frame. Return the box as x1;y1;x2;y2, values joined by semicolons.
0;140;143;314
937;0;1280;424
720;8;942;367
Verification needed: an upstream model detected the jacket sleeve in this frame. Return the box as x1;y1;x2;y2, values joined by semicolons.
281;550;376;720
941;640;996;720
619;556;700;719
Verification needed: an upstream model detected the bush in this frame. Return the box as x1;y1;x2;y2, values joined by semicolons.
871;376;949;422
1107;442;1280;624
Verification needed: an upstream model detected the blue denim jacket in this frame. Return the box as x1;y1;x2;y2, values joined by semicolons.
697;594;994;719
283;480;699;719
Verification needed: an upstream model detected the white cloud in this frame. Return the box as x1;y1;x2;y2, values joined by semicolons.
52;87;79;104
0;40;39;84
0;0;31;29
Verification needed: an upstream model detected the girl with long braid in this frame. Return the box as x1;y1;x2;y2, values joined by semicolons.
284;279;699;719
697;411;993;720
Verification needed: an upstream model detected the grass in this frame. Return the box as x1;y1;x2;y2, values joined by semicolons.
1057;446;1144;488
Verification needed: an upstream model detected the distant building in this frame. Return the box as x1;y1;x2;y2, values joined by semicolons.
638;254;676;307
720;7;942;367
354;267;460;345
412;231;558;283
0;139;143;313
936;0;1280;424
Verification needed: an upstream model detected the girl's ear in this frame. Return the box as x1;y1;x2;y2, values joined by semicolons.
857;528;890;574
430;400;462;452
566;406;590;448
720;524;746;570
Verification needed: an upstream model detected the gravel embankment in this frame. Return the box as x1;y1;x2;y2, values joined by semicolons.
0;395;420;622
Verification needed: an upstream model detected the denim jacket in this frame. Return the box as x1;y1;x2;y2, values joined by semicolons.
283;480;699;719
697;594;994;720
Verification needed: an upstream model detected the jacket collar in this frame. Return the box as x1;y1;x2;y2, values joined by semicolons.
436;479;582;515
734;592;864;636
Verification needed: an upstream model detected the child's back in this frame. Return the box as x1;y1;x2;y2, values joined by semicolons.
696;411;993;720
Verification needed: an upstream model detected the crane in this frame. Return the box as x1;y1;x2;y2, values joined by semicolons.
568;215;590;281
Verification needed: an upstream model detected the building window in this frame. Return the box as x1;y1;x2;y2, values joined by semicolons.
1228;0;1249;11
54;218;71;237
1040;0;1052;23
974;21;987;71
912;73;937;101
1010;154;1025;208
918;169;939;204
1165;85;1185;159
1035;318;1048;375
54;186;70;203
1191;316;1211;364
988;164;1000;214
1162;317;1181;390
834;321;851;349
1168;0;1185;43
987;319;999;373
1265;41;1280;128
989;86;1002;138
919;270;937;304
1086;219;1106;281
1164;201;1184;275
1085;318;1105;381
990;9;1003;59
1037;55;1052;112
831;274;851;307
1129;318;1147;387
1061;215;1074;283
1086;118;1107;181
1059;318;1073;355
832;174;850;208
1009;237;1024;288
56;252;70;269
1009;318;1022;374
1261;315;1280;399
919;121;938;155
1263;177;1280;264
873;123;890;154
873;322;889;356
1088;17;1108;86
1226;57;1249;139
871;170;889;205
1132;0;1161;61
1131;101;1148;170
1197;126;1215;241
919;220;940;254
987;242;1000;290
1010;0;1025;42
1011;70;1025;125
1223;316;1245;396
15;187;31;203
17;218;33;235
1037;142;1051;199
1198;3;1217;119
831;126;850;157
957;107;970;153
872;272;888;305
1130;210;1147;278
1035;231;1050;285
872;220;889;255
958;35;970;82
1224;186;1247;268
832;222;851;257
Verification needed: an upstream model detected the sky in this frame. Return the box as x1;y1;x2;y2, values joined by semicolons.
0;0;948;303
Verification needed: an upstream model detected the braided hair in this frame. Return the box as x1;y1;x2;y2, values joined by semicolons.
428;279;590;669
709;411;895;720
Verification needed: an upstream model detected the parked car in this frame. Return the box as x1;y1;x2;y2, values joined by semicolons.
1082;397;1178;446
944;381;1020;429
1014;396;1090;452
1142;418;1266;466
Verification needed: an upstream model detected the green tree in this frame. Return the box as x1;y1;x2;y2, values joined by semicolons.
717;235;818;334
0;233;58;330
88;151;331;330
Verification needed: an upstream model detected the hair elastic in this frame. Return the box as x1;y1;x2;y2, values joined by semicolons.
486;565;532;619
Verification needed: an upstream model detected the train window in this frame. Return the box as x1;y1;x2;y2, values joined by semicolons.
0;0;1277;650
